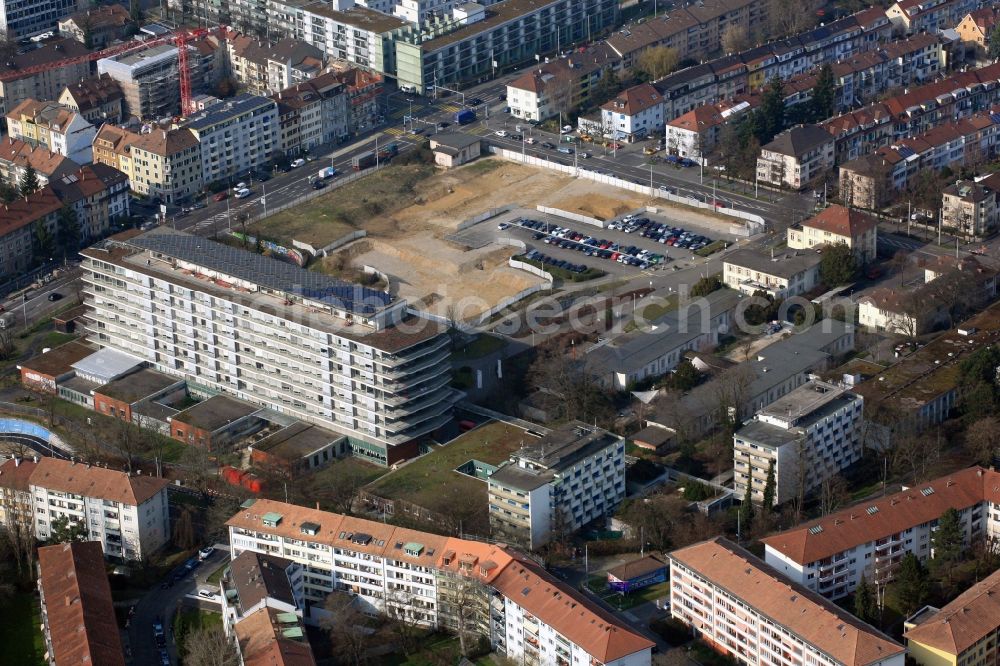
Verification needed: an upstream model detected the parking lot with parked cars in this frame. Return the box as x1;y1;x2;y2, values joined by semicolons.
503;211;721;276
516;218;668;270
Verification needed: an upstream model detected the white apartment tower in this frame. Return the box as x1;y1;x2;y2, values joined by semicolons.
669;538;905;666
227;499;654;665
183;93;279;184
734;380;863;506
28;457;170;561
487;422;626;550
80;228;458;465
763;466;1000;600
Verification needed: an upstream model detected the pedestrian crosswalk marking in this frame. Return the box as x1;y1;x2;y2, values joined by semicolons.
439;104;460;113
384;127;405;136
389;109;407;119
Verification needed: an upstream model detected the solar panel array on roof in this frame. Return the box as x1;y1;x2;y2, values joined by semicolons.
990;113;1000;124
896;146;915;158
128;230;393;316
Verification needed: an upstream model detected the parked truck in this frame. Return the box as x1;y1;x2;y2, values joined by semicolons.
455;108;476;125
377;143;399;160
317;166;338;179
352;151;376;170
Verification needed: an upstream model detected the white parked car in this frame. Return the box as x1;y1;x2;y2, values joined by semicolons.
560;125;573;134
233;182;247;191
235;188;252;199
197;589;220;601
198;546;215;560
290;158;306;168
495;130;509;137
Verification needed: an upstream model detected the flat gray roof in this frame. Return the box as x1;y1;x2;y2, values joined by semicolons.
489;463;552;492
184;93;275;131
735;419;800;450
128;228;393;316
252;422;343;459
96;368;182;405
587;289;741;374
72;348;143;383
172;395;260;432
725;248;822;279
759;380;858;427
518;421;620;470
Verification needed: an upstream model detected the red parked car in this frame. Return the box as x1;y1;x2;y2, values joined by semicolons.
213;191;228;202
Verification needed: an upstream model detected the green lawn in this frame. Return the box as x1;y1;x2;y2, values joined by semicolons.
36;331;77;349
364;420;524;510
694;240;729;257
624;294;680;332
253;164;435;247
207;563;229;585
174;608;223;662
452;333;505;361
585;574;670;611
0;592;46;666
384;634;464;665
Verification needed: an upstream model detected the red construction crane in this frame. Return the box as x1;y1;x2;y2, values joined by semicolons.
0;27;223;115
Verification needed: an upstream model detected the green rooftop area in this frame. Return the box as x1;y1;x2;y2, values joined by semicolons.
364;420;527;510
854;303;1000;407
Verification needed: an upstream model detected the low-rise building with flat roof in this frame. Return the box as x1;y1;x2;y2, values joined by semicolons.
429;133;481;167
170;395;265;451
248;422;347;471
488;421;625;549
18;340;95;393
93;368;186;425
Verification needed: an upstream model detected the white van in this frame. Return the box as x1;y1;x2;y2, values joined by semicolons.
234;188;252;199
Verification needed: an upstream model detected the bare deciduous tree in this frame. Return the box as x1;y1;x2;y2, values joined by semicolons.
636;46;679;81
966;416;1000;465
721;24;750;54
819;474;850;516
322;591;375;666
182;625;240;666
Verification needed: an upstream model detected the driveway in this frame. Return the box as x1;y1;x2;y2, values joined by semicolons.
125;545;229;666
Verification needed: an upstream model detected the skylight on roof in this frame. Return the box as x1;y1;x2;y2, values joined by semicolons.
866;506;879;515
921;487;935;496
808;525;824;534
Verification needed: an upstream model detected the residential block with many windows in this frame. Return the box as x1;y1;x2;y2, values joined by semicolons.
669;537;905;666
183;93;278;185
733;380;864;507
28;457;170;561
762;465;1000;600
80;228;459;464
487;422;626;550
227;498;654;665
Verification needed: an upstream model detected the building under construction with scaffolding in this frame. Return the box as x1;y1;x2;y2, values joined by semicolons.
97;40;222;120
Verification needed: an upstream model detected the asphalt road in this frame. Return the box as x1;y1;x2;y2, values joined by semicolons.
167;73;813;238
126;545;229;666
0;268;82;331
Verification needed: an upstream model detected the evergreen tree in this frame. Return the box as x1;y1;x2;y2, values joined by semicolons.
932;508;965;564
48;516;88;544
990;25;1000;60
761;459;776;510
739;479;755;533
853;575;877;624
19;165;38;198
56;205;81;259
33;219;53;262
758;76;786;144
811;64;835;122
895;553;929;616
820;242;858;286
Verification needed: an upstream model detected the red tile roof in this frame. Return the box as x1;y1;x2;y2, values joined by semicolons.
601;83;662;116
37;541;125;666
0;186;63;239
763;466;1000;564
671;538;904;666
30;457;170;506
227;500;653;662
491;553;655;662
904;567;1000;655
0;457;37;492
802;204;877;238
235;607;316;666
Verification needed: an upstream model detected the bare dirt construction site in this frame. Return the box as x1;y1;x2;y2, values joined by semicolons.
253;157;731;320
